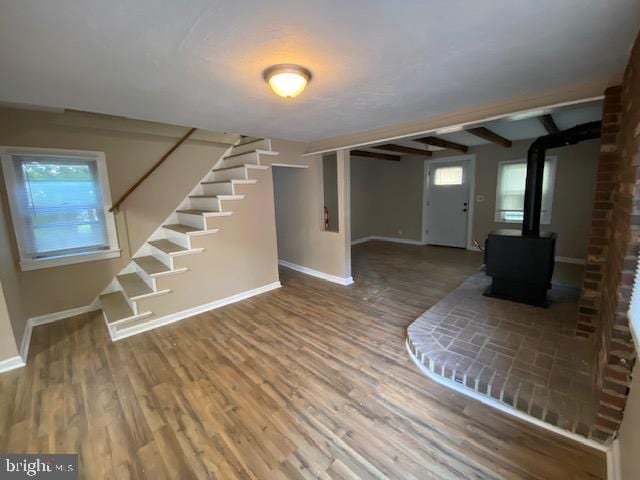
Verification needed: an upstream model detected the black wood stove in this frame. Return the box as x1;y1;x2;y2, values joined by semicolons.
484;121;602;307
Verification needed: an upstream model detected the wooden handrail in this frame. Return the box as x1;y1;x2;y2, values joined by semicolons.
110;127;197;212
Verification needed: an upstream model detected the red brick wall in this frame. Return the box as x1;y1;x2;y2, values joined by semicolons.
583;31;640;441
578;86;624;339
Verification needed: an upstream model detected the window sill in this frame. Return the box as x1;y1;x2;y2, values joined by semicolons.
20;249;121;271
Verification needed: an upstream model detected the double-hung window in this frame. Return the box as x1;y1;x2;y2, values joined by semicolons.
495;157;557;224
1;147;120;270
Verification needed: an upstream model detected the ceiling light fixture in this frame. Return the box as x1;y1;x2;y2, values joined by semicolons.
263;64;312;99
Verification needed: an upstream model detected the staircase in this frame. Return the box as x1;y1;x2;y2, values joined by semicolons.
99;138;281;340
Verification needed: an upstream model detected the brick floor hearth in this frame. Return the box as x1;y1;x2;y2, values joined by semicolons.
407;273;601;442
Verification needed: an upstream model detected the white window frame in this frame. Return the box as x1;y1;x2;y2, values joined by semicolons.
494;156;557;224
1;146;120;271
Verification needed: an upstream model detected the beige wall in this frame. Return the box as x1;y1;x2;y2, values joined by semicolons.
270;140;351;280
0;280;20;362
0;188;28;347
133;168;279;320
350;155;424;242
350;138;599;259
0;107;235;350
462;138;599;259
619;362;640;479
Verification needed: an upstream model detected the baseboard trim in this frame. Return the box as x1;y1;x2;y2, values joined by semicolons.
0;355;26;374
607;439;621;480
19;323;32;364
112;281;282;341
405;339;608;453
351;235;425;246
555;256;585;265
278;260;354;286
30;302;100;327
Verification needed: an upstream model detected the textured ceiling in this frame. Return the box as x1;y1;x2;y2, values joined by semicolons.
0;0;638;142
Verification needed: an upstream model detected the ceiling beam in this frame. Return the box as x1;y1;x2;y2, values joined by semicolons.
374;144;432;157
414;136;468;153
350;149;401;161
466;127;512;148
539;114;560;134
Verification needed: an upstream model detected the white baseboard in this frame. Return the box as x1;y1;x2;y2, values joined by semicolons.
405;339;608;453
278;260;354;286
19;322;32;364
351;235;425;246
30;301;100;327
112;281;282;341
556;256;585;265
0;355;26;374
607;439;621;480
19;301;101;364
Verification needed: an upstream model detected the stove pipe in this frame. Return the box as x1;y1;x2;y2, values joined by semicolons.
522;121;602;236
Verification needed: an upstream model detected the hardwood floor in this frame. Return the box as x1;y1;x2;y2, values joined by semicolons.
0;241;606;479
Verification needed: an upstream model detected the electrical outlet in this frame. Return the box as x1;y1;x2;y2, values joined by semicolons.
398;229;403;236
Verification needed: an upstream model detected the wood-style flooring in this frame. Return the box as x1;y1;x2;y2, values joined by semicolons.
0;241;606;479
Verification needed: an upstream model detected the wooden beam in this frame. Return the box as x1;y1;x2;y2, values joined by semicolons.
414;136;468;153
466;127;512;148
539;114;560;134
374;144;432;157
350;149;401;161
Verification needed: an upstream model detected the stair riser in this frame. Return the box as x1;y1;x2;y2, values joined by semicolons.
223;152;260;168
212;168;247;181
231;138;271;156
177;213;206;230
147;247;174;269
133;263;157;290
163;229;192;249
190;197;221;211
116;282;139;314
201;183;234;196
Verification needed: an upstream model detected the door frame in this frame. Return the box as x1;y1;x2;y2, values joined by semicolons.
421;154;476;249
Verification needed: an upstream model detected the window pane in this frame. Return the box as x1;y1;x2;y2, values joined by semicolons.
434;166;463;185
13;155;109;257
495;159;555;223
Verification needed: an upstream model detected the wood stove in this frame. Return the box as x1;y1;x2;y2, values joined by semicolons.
484;121;602;306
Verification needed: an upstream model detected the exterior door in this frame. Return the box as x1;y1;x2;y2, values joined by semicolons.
425;161;470;248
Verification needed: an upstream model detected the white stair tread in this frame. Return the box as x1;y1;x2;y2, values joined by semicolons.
100;291;134;324
118;272;153;298
189;194;244;199
176;208;231;216
148;239;188;254
201;179;257;185
163;224;219;236
163;224;201;234
133;255;170;275
212;164;269;172
224;149;278;159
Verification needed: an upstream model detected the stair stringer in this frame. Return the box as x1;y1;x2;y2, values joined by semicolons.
127;167;280;338
99;138;281;340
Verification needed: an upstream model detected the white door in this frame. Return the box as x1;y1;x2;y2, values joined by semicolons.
425;161;470;248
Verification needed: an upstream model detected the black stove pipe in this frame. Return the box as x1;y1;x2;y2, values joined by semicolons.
522;121;602;236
